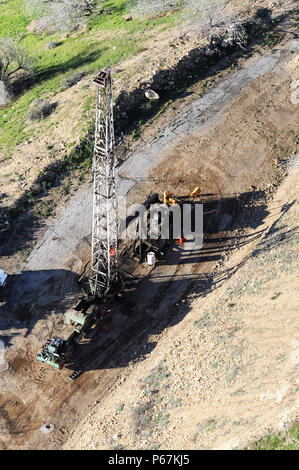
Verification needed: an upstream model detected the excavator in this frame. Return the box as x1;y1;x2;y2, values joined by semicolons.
163;187;201;206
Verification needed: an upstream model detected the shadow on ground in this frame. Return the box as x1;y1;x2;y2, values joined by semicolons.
0;269;81;345
1;189;293;376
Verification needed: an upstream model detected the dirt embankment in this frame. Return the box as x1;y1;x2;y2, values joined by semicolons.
64;159;299;451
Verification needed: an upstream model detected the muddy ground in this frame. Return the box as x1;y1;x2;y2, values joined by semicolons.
0;25;298;449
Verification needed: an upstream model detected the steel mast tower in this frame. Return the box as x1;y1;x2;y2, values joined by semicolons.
90;68;119;297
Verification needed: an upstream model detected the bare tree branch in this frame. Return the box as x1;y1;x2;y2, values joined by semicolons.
23;0;101;33
0;38;34;82
130;0;248;49
129;0;183;17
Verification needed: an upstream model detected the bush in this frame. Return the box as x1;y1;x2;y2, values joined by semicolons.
10;69;36;96
182;0;229;33
62;70;87;88
129;0;182;17
28;99;57;120
0;37;35;83
45;41;61;50
254;8;273;23
223;22;249;50
23;0;99;34
132;402;154;434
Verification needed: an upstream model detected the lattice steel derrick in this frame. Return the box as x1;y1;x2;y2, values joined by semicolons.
90;69;118;297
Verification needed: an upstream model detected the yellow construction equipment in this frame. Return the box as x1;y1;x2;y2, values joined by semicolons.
163;191;177;206
190;186;201;200
164;187;200;206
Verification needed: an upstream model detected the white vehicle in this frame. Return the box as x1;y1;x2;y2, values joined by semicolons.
0;269;8;287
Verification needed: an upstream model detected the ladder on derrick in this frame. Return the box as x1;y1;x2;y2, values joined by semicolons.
89;68;119;297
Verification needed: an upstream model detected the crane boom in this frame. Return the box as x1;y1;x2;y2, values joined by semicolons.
90;68;119;296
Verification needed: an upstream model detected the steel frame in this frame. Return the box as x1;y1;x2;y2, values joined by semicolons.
90;68;118;296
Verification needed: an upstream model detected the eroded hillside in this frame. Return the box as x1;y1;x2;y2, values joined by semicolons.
0;0;298;451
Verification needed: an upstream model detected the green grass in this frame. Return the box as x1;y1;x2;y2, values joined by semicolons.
262;30;285;49
23;240;37;262
115;403;125;413
143;360;171;392
249;422;299;450
33;199;56;219
0;0;179;153
271;292;282;300
0;0;28;38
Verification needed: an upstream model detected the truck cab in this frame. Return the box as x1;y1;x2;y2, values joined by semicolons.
36;337;73;369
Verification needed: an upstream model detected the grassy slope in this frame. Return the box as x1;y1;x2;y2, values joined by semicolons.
249;422;299;450
0;0;178;153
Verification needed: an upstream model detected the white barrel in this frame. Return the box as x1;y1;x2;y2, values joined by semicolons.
147;252;156;266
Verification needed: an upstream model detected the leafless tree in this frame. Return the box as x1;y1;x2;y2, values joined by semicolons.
129;0;183;17
182;0;229;33
0;37;34;82
223;21;248;49
182;0;248;49
130;0;247;48
23;0;100;33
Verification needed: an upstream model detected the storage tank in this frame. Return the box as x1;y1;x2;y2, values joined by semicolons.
147;252;156;266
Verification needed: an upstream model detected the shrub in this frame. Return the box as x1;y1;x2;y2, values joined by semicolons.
10;69;36;96
23;0;99;34
45;41;61;50
62;70;87;88
224;22;249;49
132;402;154;434
28;99;57;120
182;0;231;35
129;0;182;17
254;8;273;23
0;37;35;82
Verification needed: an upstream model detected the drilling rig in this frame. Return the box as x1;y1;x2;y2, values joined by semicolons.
89;68;120;297
37;68;122;371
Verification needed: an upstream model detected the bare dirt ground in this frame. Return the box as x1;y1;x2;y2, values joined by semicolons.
64;160;299;451
0;3;298;450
